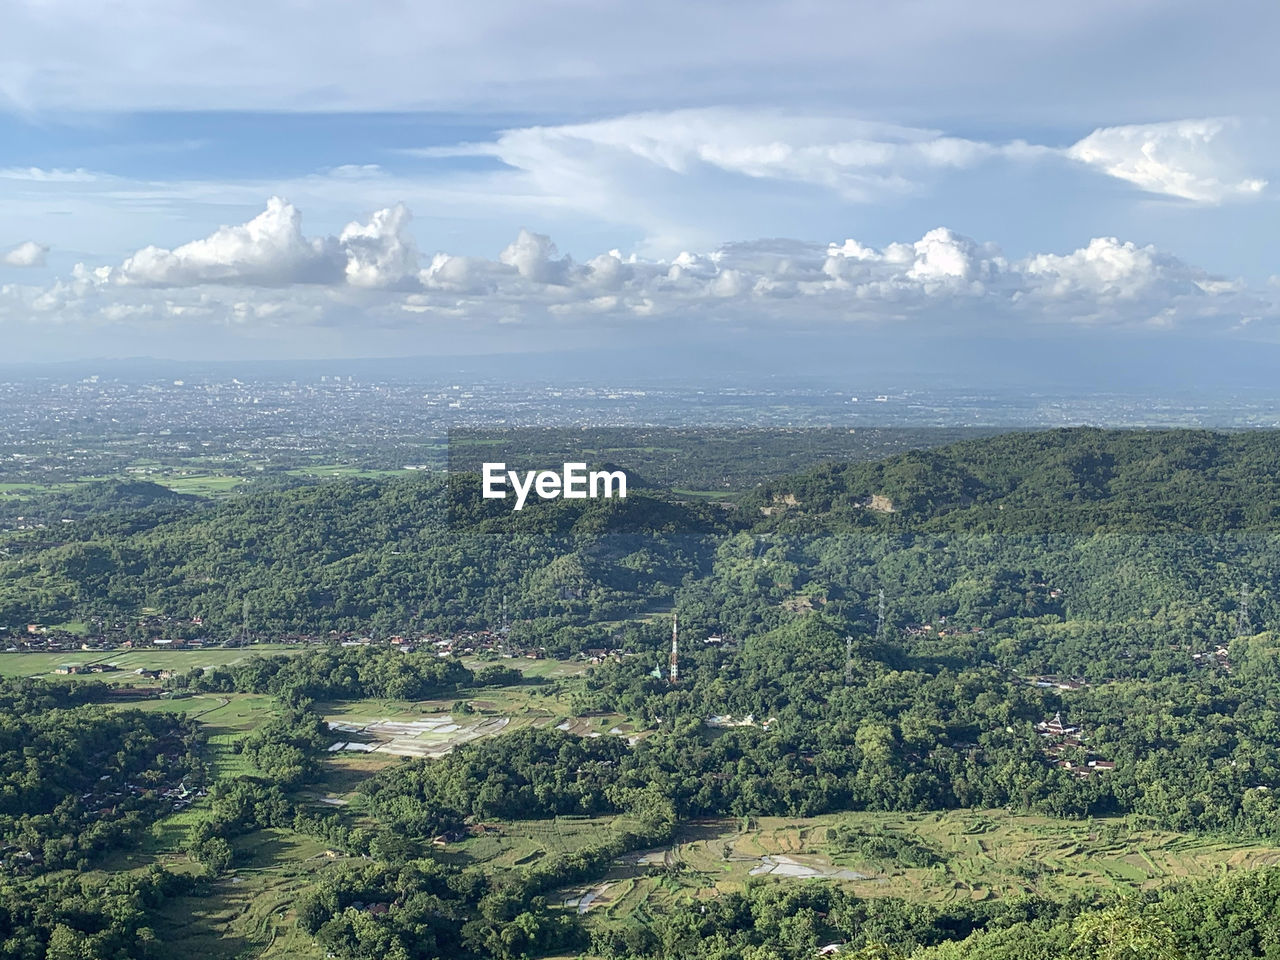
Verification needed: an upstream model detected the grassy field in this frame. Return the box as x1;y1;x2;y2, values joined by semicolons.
124;694;281;860
458;655;593;682
1;463;416;501
0;644;306;681
415;808;1280;930
38;636;1277;953
283;464;413;480
130;798;1280;958
155;473;251;496
36;657;1280;960
41;827;333;960
0;479;102;498
179;694;279;774
125;678;631;956
69;692;278;873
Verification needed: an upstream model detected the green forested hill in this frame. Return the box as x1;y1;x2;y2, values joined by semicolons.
0;474;722;637
4;428;1280;638
746;428;1280;534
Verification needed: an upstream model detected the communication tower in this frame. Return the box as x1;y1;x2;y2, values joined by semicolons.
669;612;679;685
1237;583;1251;638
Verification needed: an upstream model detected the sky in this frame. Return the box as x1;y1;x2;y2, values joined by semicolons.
1;0;1279;376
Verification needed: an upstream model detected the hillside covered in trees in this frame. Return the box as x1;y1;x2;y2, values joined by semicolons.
7;428;1280;959
4;428;1280;641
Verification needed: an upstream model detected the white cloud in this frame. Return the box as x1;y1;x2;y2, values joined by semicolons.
428;109;1041;206
3;240;47;267
115;197;341;286
1022;237;1202;299
906;228;1004;285
398;109;1273;253
498;229;572;284
421;252;506;295
106;197;429;290
339;203;419;289
0;167;102;183
1066;118;1267;202
1;111;1269;274
7;197;1269;341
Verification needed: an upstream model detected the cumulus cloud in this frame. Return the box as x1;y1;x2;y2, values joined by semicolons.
420;252;506;295
339;203;419;288
498;229;573;284
115;197;341;286
3;240;47;267
1066;118;1267;203
906;228;1003;285
1021;237;1204;299
2;111;1268;285
7;197;1271;341
104;197;429;289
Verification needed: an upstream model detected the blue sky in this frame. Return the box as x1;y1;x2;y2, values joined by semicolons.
2;0;1278;366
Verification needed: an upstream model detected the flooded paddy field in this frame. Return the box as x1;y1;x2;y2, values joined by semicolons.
326;714;512;757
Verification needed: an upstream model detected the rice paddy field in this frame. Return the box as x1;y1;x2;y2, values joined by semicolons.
510;808;1280;928
317;681;637;762
440;816;635;872
150;828;338;960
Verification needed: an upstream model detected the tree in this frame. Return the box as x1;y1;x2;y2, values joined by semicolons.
1071;903;1185;960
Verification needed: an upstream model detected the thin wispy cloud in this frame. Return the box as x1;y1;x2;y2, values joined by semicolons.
420;110;1046;203
2;1;1277;120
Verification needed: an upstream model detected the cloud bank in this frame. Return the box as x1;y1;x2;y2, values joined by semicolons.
3;0;1278;125
2;198;1273;346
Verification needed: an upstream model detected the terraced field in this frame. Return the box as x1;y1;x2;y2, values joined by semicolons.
523;809;1280;926
152;828;338;960
432;815;649;877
